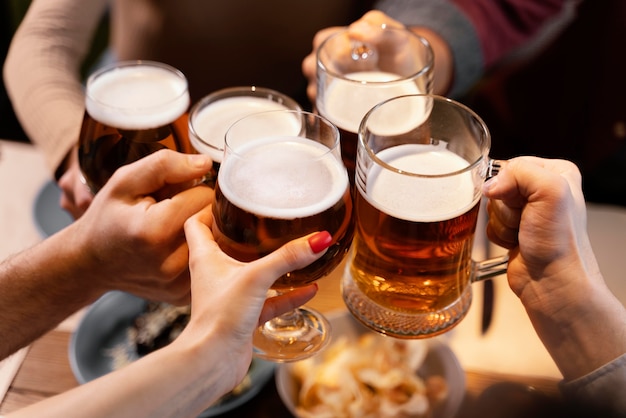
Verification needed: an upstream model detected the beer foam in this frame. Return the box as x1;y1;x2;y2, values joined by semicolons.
190;97;294;162
86;65;189;130
321;71;423;133
365;145;479;222
219;136;349;219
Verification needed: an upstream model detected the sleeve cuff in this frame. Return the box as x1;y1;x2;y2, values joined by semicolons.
375;0;484;98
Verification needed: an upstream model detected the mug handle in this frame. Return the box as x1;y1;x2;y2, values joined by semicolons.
472;158;508;282
472;253;509;282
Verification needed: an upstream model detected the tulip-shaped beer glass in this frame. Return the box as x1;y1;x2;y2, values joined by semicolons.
212;110;353;361
188;86;301;187
78;60;192;193
343;94;507;338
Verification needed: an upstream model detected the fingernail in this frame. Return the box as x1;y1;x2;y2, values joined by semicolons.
483;176;499;195
308;231;332;253
189;154;211;168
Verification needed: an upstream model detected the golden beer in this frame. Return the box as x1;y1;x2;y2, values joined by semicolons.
343;94;503;339
350;145;480;311
351;195;479;314
212;136;353;290
78;61;191;193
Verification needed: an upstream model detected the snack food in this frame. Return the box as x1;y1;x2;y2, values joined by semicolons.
291;333;448;418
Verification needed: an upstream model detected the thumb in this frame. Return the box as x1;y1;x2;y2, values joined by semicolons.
483;157;583;209
108;149;213;196
249;231;332;290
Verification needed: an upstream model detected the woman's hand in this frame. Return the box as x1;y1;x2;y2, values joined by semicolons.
176;206;329;401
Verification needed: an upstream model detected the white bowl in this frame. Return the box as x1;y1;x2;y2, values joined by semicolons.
276;310;466;418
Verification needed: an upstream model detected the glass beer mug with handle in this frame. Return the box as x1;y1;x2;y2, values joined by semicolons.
316;25;434;185
212;110;354;361
343;94;507;338
78;60;193;193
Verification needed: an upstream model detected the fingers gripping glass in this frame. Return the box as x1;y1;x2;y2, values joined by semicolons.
211;110;354;362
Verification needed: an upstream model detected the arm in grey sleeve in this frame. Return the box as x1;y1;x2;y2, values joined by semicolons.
374;0;483;98
559;353;626;417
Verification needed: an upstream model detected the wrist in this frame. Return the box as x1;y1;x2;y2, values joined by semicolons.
522;265;626;380
163;325;244;407
51;222;108;301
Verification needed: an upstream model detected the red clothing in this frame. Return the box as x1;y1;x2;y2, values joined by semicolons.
452;0;566;66
466;0;626;206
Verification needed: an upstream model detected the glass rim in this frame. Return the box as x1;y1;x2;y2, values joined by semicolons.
358;93;491;178
188;85;302;151
85;60;189;111
316;25;434;85
224;109;340;159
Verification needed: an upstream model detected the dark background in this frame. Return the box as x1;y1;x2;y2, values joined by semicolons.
1;0;29;142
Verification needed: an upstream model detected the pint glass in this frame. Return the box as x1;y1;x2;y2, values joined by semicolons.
188;86;301;186
78;61;192;193
316;26;433;184
212;110;353;361
342;94;507;338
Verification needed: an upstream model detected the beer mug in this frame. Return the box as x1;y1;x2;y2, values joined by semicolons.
316;25;433;184
78;60;192;193
188;86;301;187
342;94;507;338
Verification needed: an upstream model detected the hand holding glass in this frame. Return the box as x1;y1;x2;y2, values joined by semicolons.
212;110;353;361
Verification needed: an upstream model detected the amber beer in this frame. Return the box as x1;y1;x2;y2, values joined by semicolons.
351;191;479;313
348;144;480;331
78;61;192;193
212;137;353;290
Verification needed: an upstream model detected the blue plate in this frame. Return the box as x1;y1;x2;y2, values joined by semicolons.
69;291;275;417
33;180;73;237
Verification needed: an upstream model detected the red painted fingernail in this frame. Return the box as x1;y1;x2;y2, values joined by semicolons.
308;231;332;253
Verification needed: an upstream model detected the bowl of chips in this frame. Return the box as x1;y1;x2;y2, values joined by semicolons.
275;310;466;418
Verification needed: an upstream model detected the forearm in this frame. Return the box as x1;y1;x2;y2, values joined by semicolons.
375;0;568;98
409;27;453;96
528;283;626;382
7;332;230;418
375;0;483;98
2;0;108;174
0;226;101;359
519;253;626;381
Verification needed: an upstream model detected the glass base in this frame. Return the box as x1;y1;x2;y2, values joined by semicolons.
252;307;331;362
341;266;472;339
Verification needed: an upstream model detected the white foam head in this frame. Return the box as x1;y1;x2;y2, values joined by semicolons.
320;70;423;133
219;136;349;219
365;145;479;222
189;96;294;162
86;63;189;130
